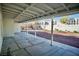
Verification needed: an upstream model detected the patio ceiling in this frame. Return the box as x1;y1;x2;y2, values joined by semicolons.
1;3;79;22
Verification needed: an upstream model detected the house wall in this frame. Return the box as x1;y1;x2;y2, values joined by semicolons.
54;21;79;32
3;17;15;37
0;4;3;53
14;23;21;33
3;17;21;37
38;19;51;31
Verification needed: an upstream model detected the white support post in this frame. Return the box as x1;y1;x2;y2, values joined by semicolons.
35;24;37;39
51;18;53;46
35;30;36;39
26;23;28;35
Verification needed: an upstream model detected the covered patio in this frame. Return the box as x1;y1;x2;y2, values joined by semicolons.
0;3;79;56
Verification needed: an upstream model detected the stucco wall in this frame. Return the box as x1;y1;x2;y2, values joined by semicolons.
0;4;3;53
14;22;21;32
3;17;15;37
3;17;21;37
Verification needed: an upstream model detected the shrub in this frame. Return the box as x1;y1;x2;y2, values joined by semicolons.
73;31;79;33
60;16;68;24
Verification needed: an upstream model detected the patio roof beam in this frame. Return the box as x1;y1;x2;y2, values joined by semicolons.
43;4;58;14
2;6;21;13
15;4;36;19
32;6;46;14
61;3;70;11
2;10;19;15
25;9;40;16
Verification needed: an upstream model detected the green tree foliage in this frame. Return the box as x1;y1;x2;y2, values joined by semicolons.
60;16;68;24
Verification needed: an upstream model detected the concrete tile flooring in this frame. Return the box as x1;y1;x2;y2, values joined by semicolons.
1;32;79;56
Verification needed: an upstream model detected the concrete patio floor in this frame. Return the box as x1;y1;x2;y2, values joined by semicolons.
1;32;79;56
28;31;79;48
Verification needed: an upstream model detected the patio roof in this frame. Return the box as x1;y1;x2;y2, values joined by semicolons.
1;3;79;22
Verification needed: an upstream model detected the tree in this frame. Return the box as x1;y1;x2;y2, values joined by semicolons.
60;16;68;24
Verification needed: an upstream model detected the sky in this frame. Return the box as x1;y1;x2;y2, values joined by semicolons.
54;13;79;21
69;13;79;18
24;13;79;24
